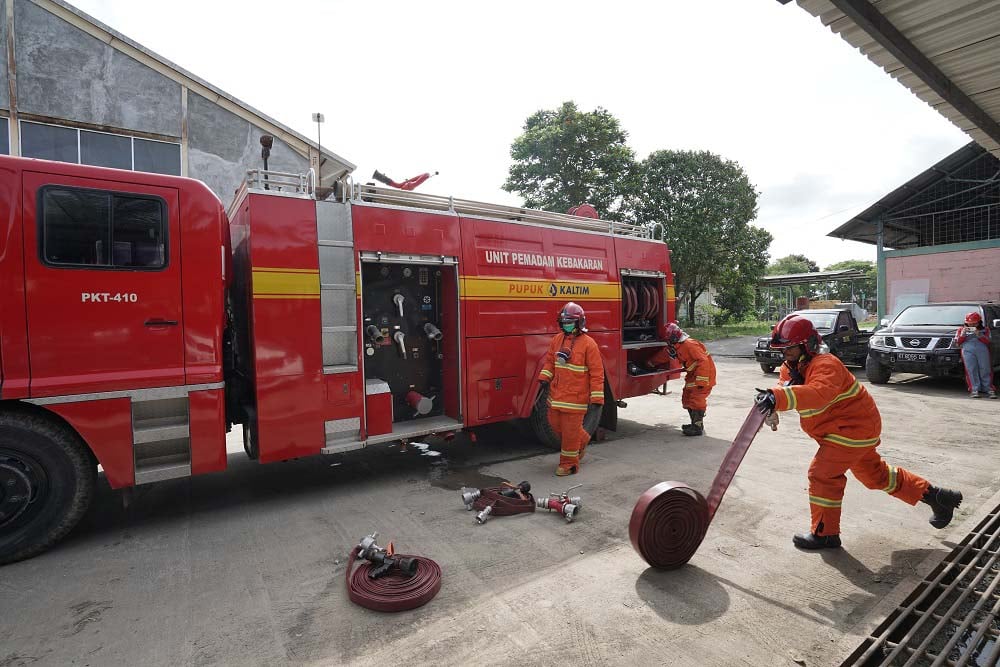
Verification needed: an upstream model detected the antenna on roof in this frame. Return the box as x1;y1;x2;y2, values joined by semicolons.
312;112;325;187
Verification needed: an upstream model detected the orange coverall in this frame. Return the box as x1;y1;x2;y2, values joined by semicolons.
772;353;930;536
538;333;605;471
649;338;716;410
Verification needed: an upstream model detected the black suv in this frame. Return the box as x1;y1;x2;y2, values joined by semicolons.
866;302;1000;384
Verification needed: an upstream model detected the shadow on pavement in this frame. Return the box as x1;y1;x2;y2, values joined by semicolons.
635;565;731;624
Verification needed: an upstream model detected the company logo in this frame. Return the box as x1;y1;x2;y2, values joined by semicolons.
549;283;591;297
908;338;921;347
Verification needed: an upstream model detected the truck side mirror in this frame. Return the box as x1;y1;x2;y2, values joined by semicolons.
838;324;849;332
993;319;1000;329
880;318;889;326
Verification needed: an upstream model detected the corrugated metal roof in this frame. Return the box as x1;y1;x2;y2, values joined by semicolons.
828;141;991;245
795;0;1000;158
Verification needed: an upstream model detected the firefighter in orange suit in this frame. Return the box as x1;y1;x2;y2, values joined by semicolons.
538;302;605;476
755;314;963;550
646;323;716;436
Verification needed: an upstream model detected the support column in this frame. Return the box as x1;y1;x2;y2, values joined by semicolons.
876;217;886;320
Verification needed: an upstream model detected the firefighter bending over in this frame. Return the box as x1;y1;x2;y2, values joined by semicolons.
755;314;963;550
646;323;716;436
538;303;605;476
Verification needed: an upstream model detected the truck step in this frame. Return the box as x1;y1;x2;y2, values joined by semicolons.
134;455;191;485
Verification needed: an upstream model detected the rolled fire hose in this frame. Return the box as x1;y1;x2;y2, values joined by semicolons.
629;407;766;569
345;548;442;612
471;486;536;516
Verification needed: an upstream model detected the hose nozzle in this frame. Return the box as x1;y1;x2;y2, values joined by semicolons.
424;322;443;341
475;504;493;525
366;325;384;344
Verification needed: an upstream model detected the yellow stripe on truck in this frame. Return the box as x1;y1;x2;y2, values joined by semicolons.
252;268;320;298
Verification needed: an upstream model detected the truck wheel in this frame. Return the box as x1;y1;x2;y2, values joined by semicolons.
529;387;601;450
759;363;776;374
0;411;96;565
865;355;891;385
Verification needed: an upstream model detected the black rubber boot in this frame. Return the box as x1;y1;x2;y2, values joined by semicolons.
792;532;842;550
681;410;704;436
922;486;963;529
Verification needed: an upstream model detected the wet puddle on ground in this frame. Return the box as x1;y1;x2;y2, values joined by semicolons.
427;465;510;491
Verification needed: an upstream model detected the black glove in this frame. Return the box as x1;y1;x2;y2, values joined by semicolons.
539;380;550;387
666;345;678;359
586;403;603;419
754;388;776;416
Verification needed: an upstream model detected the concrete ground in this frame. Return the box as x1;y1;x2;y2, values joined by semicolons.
3;352;999;667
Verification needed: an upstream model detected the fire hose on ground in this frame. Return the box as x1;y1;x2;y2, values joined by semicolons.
629;407;766;569
345;532;442;612
462;482;535;523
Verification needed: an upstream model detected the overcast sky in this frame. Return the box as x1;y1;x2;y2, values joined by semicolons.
72;0;969;268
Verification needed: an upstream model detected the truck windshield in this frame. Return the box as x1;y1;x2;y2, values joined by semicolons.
794;312;836;329
893;305;972;326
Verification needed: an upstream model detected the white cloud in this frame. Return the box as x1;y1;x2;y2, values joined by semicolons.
72;0;969;267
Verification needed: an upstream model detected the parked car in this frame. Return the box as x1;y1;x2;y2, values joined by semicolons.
866;301;1000;384
755;308;873;373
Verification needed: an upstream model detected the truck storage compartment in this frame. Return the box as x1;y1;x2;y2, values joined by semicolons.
360;258;460;428
621;274;665;343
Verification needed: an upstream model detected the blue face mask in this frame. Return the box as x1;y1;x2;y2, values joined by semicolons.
561;322;576;334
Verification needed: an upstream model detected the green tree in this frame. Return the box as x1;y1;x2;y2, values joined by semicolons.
503;101;635;219
822;259;877;303
767;254;820;275
630;149;768;323
714;225;774;321
766;254;821;300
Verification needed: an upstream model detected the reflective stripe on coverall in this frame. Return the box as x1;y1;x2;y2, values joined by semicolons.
649;338;716;411
773;353;930;536
539;332;605;470
955;326;995;393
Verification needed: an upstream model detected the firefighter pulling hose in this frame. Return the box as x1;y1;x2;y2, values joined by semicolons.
346;533;442;612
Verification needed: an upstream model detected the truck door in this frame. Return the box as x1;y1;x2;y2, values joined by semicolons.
985;304;1000;371
22;171;184;396
834;310;859;362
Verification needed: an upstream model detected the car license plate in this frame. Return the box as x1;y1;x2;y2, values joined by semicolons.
770;352;782;360
897;352;926;362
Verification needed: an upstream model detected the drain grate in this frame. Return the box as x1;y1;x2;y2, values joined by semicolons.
842;503;1000;666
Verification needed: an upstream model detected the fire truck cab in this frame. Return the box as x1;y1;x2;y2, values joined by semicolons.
0;155;675;564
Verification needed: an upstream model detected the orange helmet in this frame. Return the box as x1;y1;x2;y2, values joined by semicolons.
965;312;983;326
769;314;822;356
558;302;587;333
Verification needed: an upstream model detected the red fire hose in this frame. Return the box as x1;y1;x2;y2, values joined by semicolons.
345;549;442;612
472;486;535;516
629;407;766;569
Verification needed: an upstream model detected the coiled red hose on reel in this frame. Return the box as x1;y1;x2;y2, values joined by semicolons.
345;549;442;612
630;408;766;569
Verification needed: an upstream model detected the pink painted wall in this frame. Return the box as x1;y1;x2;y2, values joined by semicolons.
886;246;1000;316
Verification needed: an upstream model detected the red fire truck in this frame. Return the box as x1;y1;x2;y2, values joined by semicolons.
0;154;675;564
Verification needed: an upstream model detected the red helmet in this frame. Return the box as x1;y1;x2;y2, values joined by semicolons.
965;312;983;326
558;302;587;333
664;322;688;344
769;314;821;355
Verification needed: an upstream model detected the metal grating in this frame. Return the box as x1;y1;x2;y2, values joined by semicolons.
842;502;1000;666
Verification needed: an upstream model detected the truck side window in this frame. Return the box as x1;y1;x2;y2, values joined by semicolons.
40;186;167;270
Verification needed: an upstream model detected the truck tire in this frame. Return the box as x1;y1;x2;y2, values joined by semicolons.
865;355;891;385
529;386;601;450
759;363;776;374
0;411;97;565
